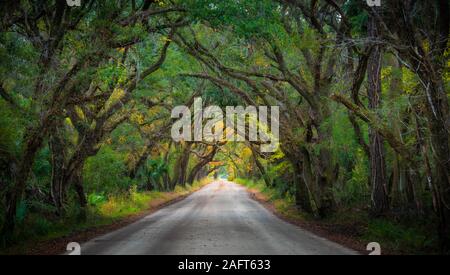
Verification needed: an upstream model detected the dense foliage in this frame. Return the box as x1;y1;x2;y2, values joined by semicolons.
0;0;448;254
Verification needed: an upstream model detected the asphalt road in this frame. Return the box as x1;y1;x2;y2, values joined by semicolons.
80;181;357;255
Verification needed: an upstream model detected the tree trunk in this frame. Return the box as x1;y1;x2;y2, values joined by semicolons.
187;147;218;185
316;147;336;217
73;169;87;222
425;79;450;250
250;145;271;187
2;123;48;240
387;57;403;208
292;160;313;214
49;129;67;214
71;170;86;207
171;142;192;189
367;13;389;215
129;141;155;179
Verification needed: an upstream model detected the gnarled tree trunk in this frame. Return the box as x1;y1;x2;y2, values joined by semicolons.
367;12;389;215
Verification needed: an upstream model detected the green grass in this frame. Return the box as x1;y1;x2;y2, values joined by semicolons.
235;178;275;197
235;178;305;220
363;218;437;254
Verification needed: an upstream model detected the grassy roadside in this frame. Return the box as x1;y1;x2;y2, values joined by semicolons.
235;178;438;255
0;178;212;255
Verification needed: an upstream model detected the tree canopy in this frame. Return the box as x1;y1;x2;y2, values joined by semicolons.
0;0;449;254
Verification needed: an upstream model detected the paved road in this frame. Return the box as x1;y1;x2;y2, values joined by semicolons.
80;181;357;255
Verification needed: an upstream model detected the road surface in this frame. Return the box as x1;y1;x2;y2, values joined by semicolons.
80;181;357;255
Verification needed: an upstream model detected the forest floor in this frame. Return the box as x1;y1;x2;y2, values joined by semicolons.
235;179;439;255
0;179;212;255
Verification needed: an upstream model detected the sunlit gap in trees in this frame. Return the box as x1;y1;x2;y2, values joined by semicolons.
171;97;280;153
